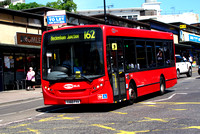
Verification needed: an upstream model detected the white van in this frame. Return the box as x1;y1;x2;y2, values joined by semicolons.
175;55;192;78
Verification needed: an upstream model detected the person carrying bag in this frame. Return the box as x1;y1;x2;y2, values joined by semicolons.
26;67;35;90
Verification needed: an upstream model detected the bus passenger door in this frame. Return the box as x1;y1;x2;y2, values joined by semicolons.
107;39;126;102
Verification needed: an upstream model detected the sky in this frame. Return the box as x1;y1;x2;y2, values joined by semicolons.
26;0;200;17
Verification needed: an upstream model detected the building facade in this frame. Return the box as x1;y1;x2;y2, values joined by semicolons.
76;0;161;20
0;7;43;91
77;0;199;24
139;12;199;24
171;22;200;66
11;0;25;5
76;0;162;21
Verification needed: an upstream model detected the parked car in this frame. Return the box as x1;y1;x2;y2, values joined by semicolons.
175;55;192;79
198;66;200;75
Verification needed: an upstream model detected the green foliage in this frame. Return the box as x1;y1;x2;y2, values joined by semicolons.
46;0;77;12
7;0;77;12
9;2;44;10
0;0;11;7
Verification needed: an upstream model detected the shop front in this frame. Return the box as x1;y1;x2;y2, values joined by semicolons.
0;44;40;91
175;43;192;58
180;30;200;67
0;31;42;91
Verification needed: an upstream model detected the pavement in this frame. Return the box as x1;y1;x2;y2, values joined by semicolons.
0;88;43;105
0;67;198;106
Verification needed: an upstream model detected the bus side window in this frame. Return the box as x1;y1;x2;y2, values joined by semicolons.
164;42;171;66
124;40;136;72
146;41;156;68
169;42;175;66
156;42;164;67
136;41;147;69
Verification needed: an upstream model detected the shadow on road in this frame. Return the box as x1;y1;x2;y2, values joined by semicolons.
36;90;174;114
196;77;200;79
136;90;174;103
36;103;128;113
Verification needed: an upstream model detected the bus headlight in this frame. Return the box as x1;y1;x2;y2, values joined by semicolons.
93;83;104;91
44;86;54;94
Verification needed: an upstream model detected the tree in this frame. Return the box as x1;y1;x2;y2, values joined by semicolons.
46;0;77;12
9;2;44;10
7;0;77;12
0;0;11;7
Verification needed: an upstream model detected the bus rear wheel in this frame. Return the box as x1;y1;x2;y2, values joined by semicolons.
128;83;137;105
160;77;166;95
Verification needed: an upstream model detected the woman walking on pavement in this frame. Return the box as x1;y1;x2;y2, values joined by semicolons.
26;67;35;90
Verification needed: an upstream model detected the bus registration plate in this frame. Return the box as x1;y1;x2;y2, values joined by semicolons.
65;100;80;104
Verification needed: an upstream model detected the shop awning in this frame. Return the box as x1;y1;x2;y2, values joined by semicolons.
0;43;40;53
175;43;192;48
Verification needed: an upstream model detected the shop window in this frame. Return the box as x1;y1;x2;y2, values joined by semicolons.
132;15;138;21
79;19;89;25
27;55;36;68
68;17;79;25
3;53;41;90
108;19;113;25
113;20;119;25
4;56;14;71
4;55;15;90
128;16;132;20
15;55;26;81
122;16;127;19
119;21;125;27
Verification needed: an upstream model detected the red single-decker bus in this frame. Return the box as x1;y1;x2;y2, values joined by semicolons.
41;25;177;105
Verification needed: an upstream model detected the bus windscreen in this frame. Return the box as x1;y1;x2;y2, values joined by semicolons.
42;27;104;82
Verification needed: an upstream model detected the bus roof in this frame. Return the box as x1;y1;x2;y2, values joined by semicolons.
43;25;173;40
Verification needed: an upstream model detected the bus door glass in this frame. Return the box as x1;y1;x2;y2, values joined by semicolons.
107;38;126;100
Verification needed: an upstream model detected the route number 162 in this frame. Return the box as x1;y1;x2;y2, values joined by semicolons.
84;30;95;40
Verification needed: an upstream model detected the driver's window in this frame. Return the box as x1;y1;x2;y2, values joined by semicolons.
46;49;60;73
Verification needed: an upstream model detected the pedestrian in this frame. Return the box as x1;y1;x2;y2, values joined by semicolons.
189;55;193;66
183;56;187;61
26;67;35;90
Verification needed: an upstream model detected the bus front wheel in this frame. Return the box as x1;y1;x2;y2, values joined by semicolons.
128;83;137;105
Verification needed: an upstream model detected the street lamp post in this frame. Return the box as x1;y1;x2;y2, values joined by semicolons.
104;0;107;24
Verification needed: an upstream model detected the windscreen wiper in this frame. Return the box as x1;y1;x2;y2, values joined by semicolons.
81;76;93;83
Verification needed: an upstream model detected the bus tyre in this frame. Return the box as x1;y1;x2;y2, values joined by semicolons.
177;70;180;79
128;83;136;105
187;68;192;77
160;77;166;95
